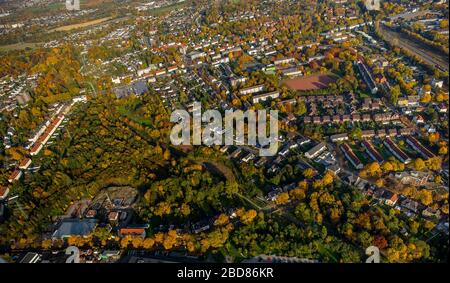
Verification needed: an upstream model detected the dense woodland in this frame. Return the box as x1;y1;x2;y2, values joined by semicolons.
0;91;445;262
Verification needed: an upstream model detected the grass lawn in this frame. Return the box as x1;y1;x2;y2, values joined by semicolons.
117;106;153;128
373;141;392;160
350;144;370;165
0;42;43;51
22;1;64;14
148;1;189;16
396;139;420;159
51;17;113;32
355;89;371;99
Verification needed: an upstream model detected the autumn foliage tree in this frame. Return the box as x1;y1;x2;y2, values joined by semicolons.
236;208;257;225
274;192;290;205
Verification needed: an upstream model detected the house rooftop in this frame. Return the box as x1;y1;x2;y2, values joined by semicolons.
0;186;9;199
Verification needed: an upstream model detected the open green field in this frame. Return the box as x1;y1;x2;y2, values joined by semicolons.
17;0;115;15
117;106;153;128
148;1;189;15
21;1;64;14
0;42;43;52
51;16;113;32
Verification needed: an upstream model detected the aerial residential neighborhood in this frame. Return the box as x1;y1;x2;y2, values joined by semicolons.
0;0;448;269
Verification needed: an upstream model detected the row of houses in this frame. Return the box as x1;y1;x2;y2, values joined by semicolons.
7;169;22;183
280;67;303;77
6;96;86;183
0;186;10;201
239;84;266;95
9;138;49;183
188;46;242;64
362;140;384;164
298;94;345;103
341;143;363;169
361;97;382;111
29;114;65;156
252;91;280;104
273;57;296;65
345;170;441;220
26;103;65;148
237;84;280;104
405;136;435;160
369;188;442;220
230;76;247;88
335;134;435;167
304;113;400;124
329;127;415;142
397;95;420;108
347;175;445;227
221;146;258;165
137;64;187;78
384;137;412;164
355;60;378;94
305;142;327;159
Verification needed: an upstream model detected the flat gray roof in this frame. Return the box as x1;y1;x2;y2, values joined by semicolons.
52;219;98;238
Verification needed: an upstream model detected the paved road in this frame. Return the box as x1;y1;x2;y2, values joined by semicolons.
388;10;441;21
379;24;449;72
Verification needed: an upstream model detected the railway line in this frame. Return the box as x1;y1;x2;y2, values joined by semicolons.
379;24;449;72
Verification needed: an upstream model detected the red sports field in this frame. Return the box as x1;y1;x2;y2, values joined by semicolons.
284;74;337;91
